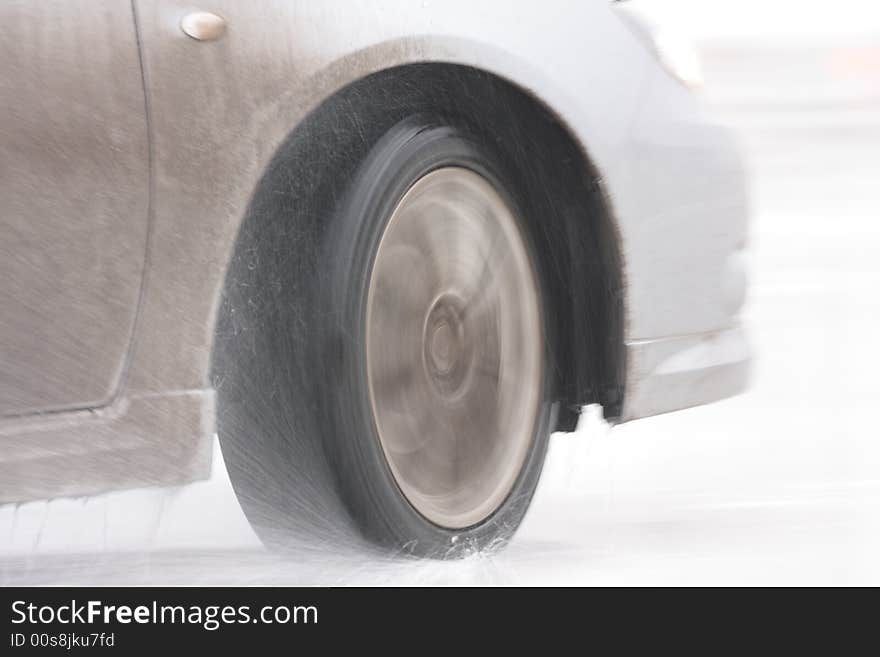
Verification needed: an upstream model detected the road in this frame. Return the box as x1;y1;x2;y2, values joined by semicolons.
3;40;879;585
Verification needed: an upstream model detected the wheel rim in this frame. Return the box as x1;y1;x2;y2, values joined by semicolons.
365;167;543;529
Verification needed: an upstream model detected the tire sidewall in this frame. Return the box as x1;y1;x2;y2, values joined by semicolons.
315;118;556;556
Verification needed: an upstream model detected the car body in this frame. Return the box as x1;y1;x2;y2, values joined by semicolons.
0;1;749;513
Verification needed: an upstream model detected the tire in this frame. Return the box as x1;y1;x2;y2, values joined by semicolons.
214;76;566;558
313;121;556;555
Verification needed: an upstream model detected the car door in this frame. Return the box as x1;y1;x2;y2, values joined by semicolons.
0;1;150;416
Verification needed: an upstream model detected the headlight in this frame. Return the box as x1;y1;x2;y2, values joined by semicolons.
614;4;704;89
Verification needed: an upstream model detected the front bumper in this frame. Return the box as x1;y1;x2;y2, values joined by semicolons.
621;324;750;421
608;64;752;422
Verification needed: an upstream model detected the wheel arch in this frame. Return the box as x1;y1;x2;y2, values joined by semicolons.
213;62;626;436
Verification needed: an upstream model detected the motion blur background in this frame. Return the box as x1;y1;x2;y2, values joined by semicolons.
2;0;879;584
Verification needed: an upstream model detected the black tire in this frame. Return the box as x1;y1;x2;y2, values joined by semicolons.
212;67;587;559
313;120;556;555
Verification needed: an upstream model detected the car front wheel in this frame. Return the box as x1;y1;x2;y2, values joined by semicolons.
313;120;556;555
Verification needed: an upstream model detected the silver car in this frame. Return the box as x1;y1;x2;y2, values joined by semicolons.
0;0;748;556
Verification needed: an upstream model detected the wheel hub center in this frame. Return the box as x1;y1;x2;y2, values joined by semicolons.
424;294;469;395
430;321;456;372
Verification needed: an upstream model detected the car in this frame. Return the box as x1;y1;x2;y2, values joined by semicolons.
0;0;749;556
